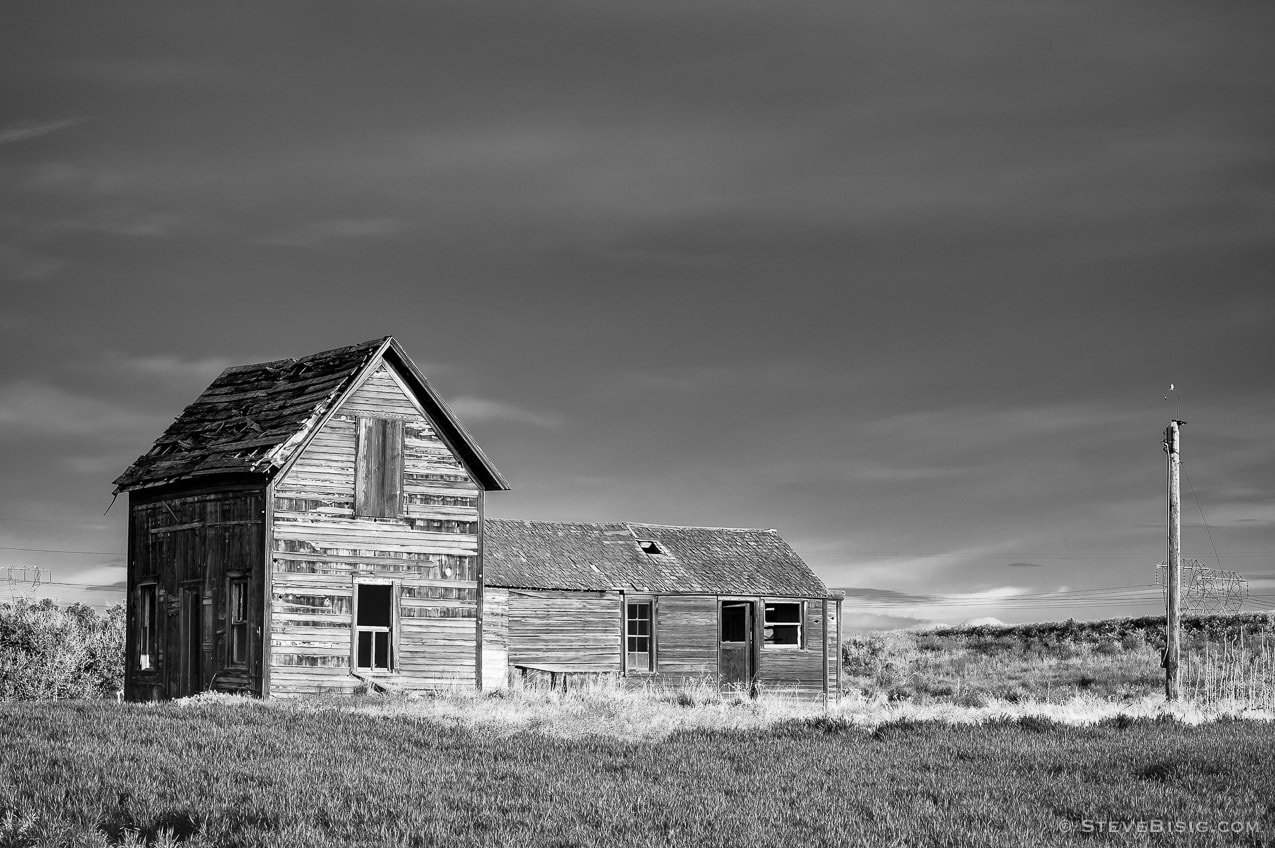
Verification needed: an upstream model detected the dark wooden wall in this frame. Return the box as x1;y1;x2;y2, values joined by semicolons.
268;364;483;696
125;483;266;701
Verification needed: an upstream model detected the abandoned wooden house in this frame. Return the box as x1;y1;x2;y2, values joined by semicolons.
115;337;841;701
482;520;843;697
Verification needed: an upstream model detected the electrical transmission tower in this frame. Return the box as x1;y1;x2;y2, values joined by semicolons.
1156;559;1248;614
5;565;47;603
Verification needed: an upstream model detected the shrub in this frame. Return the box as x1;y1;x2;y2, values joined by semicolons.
0;599;125;700
1119;632;1145;651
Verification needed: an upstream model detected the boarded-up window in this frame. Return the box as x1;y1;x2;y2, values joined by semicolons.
355;583;395;672
138;584;157;671
355;418;403;518
228;579;249;666
626;601;653;672
763;601;803;647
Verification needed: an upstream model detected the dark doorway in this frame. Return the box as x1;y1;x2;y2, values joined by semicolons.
182;589;202;696
719;601;754;692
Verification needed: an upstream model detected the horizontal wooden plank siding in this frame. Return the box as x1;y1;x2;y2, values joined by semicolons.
826;601;840;695
756;598;826;697
647;595;717;684
481;588;510;689
269;363;482;696
482;590;837;698
505;589;621;672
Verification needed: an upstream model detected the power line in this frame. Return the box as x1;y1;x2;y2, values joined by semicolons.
801;550;1274;558
1182;467;1225;571
841;586;1167;604
0;545;121;555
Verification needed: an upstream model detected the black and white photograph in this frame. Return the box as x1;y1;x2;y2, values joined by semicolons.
2;1;1273;845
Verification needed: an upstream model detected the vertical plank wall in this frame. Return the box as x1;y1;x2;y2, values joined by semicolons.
126;486;266;701
269;363;482;695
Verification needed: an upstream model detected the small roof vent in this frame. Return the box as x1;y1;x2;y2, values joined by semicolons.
636;539;664;556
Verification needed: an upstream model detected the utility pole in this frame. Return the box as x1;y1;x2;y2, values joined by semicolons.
1163;419;1183;701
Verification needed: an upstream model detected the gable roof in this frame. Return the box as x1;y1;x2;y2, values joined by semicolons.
483;519;831;598
114;337;508;493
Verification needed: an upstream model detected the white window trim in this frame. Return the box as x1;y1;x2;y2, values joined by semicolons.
623;596;656;674
351;579;400;673
762;600;805;650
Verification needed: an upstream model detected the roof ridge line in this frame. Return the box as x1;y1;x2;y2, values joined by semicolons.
626;521;779;533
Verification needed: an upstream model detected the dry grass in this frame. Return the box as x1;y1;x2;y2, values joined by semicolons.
1182;628;1275;707
178;672;1273;743
842;612;1275;710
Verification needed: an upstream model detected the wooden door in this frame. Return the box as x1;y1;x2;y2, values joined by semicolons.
182;588;202;697
719;601;754;691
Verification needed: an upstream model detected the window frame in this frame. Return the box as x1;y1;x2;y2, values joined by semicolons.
227;577;250;667
623;597;656;674
762;600;805;650
137;582;158;672
351;580;399;674
354;417;404;519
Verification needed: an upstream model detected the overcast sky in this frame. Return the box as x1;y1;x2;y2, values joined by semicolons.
3;1;1273;628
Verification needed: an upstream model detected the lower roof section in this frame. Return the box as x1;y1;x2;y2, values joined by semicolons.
483;518;831;599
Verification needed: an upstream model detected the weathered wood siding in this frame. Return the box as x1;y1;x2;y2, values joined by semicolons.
484;590;834;697
125;484;266;701
481;587;510;689
755;598;826;696
269;363;482;696
647;595;718;684
825;600;840;695
502;589;622;672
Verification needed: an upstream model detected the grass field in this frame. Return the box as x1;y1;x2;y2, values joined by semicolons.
2;695;1272;847
3;606;1273;845
841;612;1275;707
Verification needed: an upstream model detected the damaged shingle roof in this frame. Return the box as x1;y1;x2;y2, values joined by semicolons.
114;337;507;493
484;519;831;598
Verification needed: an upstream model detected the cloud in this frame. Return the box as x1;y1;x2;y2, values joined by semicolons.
845;612;941;632
256;217;413;247
447;397;562;429
826;540;1024;589
0;380;161;439
82;581;127;592
107;352;231;386
837;586;933;605
0;117;89;145
20;162;128;195
0;242;64;281
43;210;199;239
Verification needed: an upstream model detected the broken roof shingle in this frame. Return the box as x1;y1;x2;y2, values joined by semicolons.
114;337;507;492
484;519;831;598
